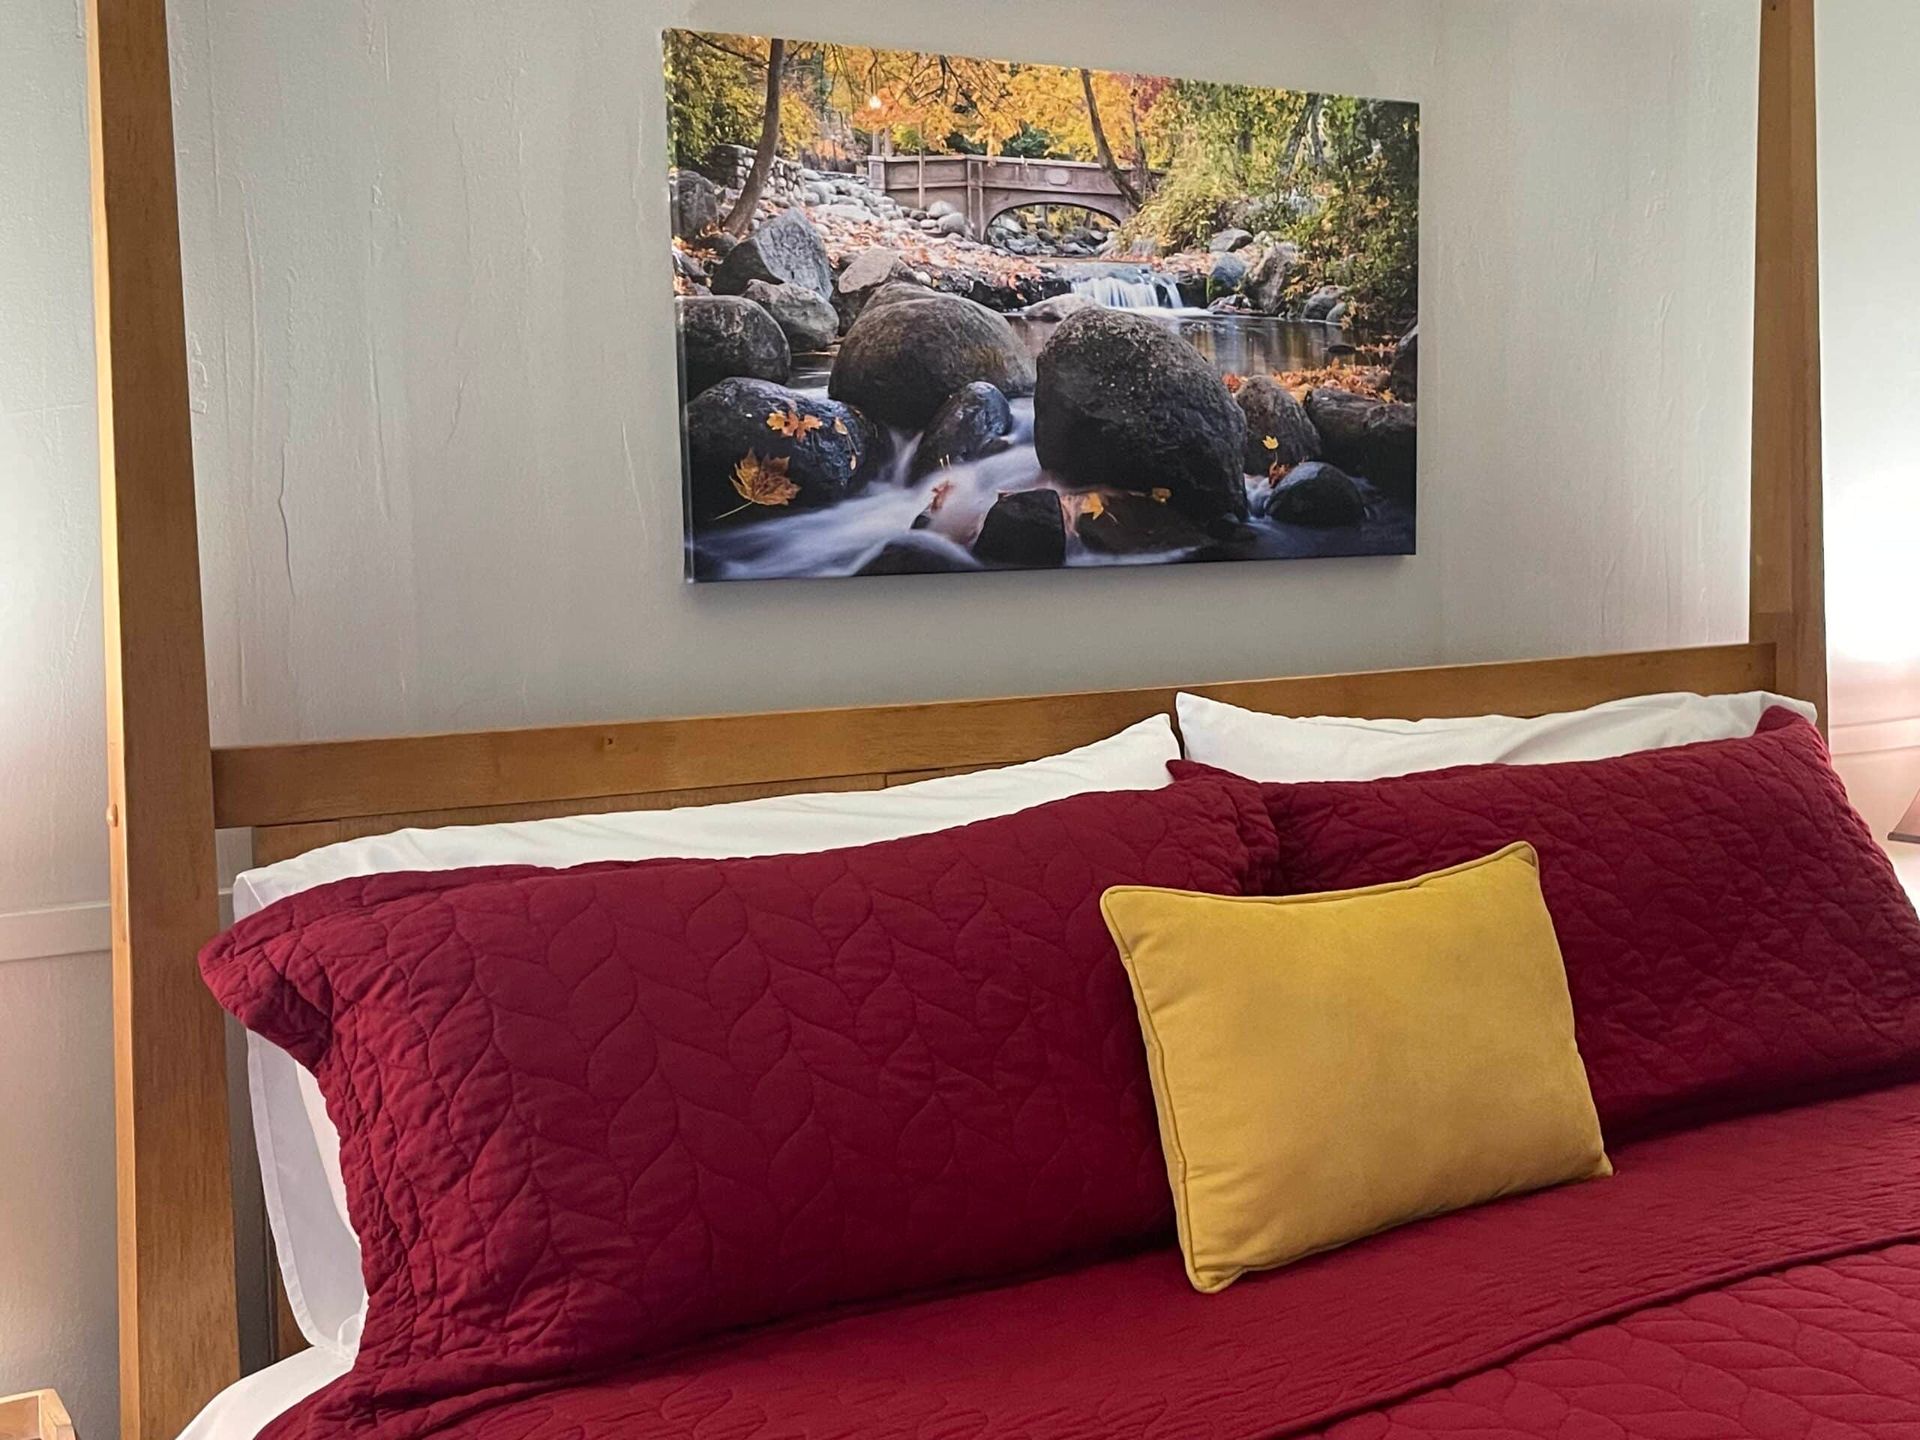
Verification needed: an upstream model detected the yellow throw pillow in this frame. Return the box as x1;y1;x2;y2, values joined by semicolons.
1102;842;1610;1294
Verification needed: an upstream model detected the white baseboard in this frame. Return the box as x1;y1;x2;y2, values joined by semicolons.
0;901;110;964
0;892;234;966
1830;715;1920;758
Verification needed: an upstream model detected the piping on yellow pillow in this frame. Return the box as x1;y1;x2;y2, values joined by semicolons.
1102;842;1611;1294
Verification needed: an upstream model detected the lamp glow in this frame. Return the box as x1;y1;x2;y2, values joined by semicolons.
1829;471;1920;666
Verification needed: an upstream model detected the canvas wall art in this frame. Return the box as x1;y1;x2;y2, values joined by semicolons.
665;31;1419;581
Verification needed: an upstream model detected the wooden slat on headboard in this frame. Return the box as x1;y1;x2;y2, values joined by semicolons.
214;643;1776;832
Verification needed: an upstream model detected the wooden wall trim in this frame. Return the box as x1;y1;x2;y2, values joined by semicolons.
1752;0;1828;725
87;0;240;1436
213;642;1776;830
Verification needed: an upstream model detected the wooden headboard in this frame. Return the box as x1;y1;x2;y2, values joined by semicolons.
87;2;1824;1436
224;644;1779;847
228;641;1785;1358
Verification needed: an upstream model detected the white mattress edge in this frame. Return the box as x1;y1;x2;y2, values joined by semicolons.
175;1347;351;1440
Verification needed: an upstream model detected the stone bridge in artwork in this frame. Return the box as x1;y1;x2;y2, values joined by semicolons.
866;155;1154;235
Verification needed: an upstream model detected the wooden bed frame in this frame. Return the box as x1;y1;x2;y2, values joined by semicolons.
85;2;1825;1436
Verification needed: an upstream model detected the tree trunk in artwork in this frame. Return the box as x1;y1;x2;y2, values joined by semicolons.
1128;87;1153;200
1279;93;1323;184
723;38;787;237
1080;68;1142;210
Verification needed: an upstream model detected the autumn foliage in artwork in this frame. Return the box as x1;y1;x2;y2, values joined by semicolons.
667;30;1418;581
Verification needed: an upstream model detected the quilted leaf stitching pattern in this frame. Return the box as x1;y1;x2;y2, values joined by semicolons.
241;1078;1920;1440
1179;710;1920;1138
201;778;1279;1438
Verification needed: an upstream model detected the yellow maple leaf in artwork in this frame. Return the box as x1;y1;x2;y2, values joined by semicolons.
767;407;824;440
1262;435;1280;451
731;451;801;508
1081;493;1107;520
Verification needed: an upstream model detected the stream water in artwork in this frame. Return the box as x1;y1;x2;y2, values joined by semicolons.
695;286;1413;582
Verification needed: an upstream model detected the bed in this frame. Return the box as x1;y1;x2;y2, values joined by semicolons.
174;695;1920;1440
85;2;1837;1439
183;1077;1920;1439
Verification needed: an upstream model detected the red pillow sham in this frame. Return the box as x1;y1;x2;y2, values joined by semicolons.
1175;710;1920;1140
202;777;1277;1435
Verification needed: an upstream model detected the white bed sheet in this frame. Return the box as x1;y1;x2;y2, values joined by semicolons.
176;1348;351;1440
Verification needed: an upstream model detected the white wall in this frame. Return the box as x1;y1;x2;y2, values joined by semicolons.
0;0;119;1433
0;0;104;912
1817;0;1920;859
170;0;1760;748
1;0;1772;1433
0;954;117;1438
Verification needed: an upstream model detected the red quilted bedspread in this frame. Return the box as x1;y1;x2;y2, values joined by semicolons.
317;1078;1920;1439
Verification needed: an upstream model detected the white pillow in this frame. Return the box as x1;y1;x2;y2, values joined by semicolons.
236;714;1181;1360
1175;690;1818;784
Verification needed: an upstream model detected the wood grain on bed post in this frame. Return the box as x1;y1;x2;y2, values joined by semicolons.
87;0;241;1435
1752;0;1828;729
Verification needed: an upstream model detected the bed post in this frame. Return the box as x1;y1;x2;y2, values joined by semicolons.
1751;0;1828;727
86;0;240;1436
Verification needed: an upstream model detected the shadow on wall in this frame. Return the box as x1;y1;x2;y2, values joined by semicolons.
0;952;118;1437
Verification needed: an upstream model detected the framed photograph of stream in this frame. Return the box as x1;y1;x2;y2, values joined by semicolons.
666;30;1419;582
